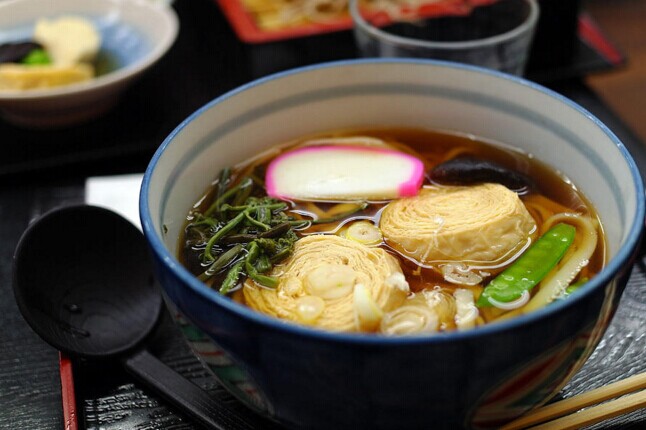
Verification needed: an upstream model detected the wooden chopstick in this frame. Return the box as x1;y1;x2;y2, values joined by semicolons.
500;372;646;430
528;389;646;429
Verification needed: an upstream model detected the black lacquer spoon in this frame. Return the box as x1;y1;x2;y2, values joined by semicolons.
12;205;253;430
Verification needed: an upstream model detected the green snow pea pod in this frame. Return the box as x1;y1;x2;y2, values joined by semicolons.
477;223;576;307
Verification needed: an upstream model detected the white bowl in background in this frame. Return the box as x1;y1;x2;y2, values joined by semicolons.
0;0;179;128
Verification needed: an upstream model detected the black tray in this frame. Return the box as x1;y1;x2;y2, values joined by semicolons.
0;0;642;428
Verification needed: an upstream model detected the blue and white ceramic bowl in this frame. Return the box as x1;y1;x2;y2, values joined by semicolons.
140;60;644;430
0;0;178;127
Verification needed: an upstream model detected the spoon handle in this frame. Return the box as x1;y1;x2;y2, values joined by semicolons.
123;349;255;430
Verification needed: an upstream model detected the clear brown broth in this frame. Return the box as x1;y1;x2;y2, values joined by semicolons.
180;127;606;323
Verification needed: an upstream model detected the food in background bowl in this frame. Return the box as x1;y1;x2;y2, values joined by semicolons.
0;16;102;90
239;0;496;31
179;129;606;335
140;60;644;429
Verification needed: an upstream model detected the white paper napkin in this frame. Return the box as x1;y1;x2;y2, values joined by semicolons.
85;173;144;230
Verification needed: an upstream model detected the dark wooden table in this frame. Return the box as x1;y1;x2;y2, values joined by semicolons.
1;1;645;429
586;0;646;146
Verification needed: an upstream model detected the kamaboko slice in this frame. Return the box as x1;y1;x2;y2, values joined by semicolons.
265;145;424;201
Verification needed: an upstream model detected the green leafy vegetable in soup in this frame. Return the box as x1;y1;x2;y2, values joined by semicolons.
183;170;302;295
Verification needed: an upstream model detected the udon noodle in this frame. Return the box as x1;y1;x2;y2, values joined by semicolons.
179;128;606;335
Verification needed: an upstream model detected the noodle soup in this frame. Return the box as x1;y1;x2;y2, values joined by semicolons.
144;60;643;430
179;128;605;335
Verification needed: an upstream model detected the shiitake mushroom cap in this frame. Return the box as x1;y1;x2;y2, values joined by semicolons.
429;156;535;193
0;41;42;64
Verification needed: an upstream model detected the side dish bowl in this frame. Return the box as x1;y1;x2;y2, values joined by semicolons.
140;59;644;430
0;0;178;128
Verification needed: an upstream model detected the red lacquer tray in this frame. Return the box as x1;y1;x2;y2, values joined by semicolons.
216;0;498;43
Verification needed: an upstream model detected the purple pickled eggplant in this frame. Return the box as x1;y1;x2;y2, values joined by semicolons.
0;41;43;64
430;156;534;193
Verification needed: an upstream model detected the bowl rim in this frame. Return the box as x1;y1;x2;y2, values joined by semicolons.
141;58;645;345
0;0;179;101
